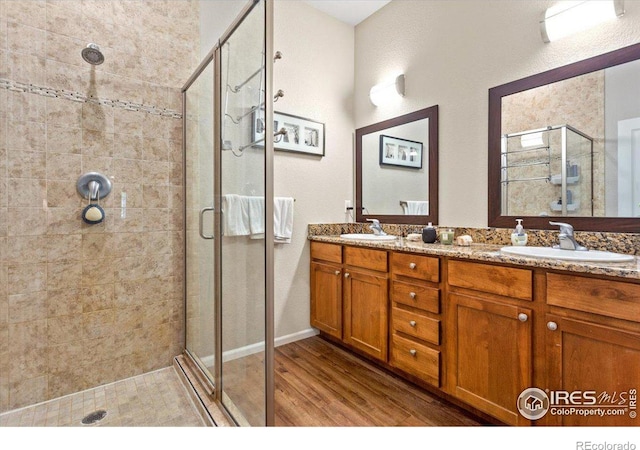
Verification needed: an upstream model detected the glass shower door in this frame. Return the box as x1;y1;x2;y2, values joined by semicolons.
184;58;216;386
218;0;272;426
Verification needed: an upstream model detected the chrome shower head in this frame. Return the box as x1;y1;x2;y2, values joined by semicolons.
81;43;104;65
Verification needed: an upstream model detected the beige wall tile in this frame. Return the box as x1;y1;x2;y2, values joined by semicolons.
47;153;81;180
47;126;83;154
82;309;114;340
5;235;47;263
46;180;83;208
47;314;82;345
113;133;142;160
9;376;47;411
5;1;47;29
7;263;46;295
47;260;82;291
7;121;46;153
81;284;114;313
7;150;46;179
7;207;47;236
8;292;47;323
7;22;46;57
7;178;46;207
46;97;82;129
47;288;82;318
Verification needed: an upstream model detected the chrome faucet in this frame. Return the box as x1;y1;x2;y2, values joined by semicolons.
549;221;587;251
367;218;387;236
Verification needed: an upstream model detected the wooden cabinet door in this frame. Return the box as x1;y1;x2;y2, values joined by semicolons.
449;292;533;426
343;269;388;362
310;261;343;339
544;314;640;426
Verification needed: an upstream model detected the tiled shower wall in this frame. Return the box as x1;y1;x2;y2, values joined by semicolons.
0;0;200;412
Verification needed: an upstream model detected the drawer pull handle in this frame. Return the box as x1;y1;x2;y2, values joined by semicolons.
409;292;417;299
518;313;528;322
334;270;340;275
344;273;350;278
409;263;417;269
409;349;417;356
409;320;417;327
547;321;558;331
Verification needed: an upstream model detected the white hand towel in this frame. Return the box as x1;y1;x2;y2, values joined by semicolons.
248;196;265;239
406;200;429;215
222;194;250;236
274;197;294;244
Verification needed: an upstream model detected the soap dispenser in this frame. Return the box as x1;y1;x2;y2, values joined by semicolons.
511;219;528;246
422;222;437;244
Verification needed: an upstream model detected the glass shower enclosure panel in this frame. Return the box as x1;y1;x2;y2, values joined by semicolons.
184;59;216;386
219;2;269;426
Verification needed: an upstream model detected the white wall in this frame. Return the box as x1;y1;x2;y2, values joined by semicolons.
273;1;355;338
355;0;640;227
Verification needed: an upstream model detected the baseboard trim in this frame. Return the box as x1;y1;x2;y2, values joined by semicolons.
199;328;320;367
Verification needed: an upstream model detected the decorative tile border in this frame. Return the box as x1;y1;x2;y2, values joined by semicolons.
0;77;182;119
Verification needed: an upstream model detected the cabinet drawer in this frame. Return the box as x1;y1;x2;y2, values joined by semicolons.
344;246;387;272
390;334;440;387
448;260;532;301
391;280;440;314
547;273;640;323
391;252;439;282
392;307;440;345
310;241;342;264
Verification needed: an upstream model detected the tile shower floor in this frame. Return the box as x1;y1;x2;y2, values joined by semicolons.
0;367;205;427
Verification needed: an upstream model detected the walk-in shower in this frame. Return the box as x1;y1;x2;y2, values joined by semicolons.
182;0;276;426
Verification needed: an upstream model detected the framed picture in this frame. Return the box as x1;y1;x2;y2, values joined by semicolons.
379;135;424;169
252;110;325;156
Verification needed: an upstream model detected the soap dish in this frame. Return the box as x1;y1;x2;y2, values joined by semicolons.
406;233;422;242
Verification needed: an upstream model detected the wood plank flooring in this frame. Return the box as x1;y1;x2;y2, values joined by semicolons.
273;336;485;426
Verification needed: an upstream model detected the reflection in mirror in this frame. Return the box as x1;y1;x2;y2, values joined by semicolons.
489;42;640;231
363;121;428;215
356;106;438;225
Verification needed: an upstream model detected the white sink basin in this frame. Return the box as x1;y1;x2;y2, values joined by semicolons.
500;246;635;263
340;233;398;241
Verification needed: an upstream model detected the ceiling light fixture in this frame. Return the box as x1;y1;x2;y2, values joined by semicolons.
369;74;405;106
540;0;624;43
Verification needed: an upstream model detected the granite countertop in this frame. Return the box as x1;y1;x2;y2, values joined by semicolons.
308;234;640;281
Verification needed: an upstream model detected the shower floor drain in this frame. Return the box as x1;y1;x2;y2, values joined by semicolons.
81;410;107;425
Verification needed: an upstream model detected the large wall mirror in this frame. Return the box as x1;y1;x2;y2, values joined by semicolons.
356;106;438;225
489;42;640;232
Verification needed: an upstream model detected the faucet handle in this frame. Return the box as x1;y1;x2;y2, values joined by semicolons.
366;219;380;225
549;221;574;235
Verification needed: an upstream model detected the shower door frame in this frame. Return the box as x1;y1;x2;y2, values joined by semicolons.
181;0;275;426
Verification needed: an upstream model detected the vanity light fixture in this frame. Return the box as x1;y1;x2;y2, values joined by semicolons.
369;74;405;106
540;0;625;43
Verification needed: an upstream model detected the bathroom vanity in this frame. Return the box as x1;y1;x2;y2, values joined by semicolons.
309;234;640;426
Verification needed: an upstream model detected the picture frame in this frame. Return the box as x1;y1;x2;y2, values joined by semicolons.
379;135;424;169
252;110;325;156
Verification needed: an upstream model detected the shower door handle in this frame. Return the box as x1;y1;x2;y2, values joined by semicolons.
199;207;215;240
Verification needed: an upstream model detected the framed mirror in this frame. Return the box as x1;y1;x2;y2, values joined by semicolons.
356;105;438;225
489;42;640;232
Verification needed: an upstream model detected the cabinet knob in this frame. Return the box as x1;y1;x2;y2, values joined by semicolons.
409;349;417;356
409;262;417;269
409;292;417;299
518;313;528;322
547;321;558;331
334;270;340;276
344;272;350;278
409;320;417;327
